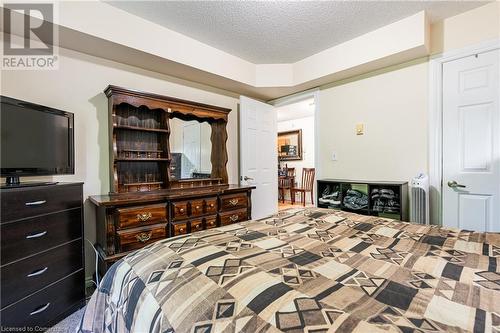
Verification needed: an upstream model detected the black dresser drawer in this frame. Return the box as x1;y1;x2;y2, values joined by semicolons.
1;240;83;308
0;270;85;329
1;183;82;222
1;208;82;264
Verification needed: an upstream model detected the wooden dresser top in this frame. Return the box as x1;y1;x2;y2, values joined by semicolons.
89;184;255;207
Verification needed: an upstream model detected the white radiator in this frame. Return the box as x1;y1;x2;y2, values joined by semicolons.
410;173;429;225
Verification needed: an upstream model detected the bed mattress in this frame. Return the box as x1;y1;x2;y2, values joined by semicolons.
79;208;500;333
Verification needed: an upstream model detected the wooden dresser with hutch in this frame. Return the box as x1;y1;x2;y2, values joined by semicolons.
90;86;254;273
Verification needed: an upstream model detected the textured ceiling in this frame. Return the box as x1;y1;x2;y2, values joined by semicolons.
277;98;315;122
106;1;488;64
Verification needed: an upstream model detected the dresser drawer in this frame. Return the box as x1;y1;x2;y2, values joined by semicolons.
220;193;248;212
1;240;83;308
190;219;203;233
116;203;167;229
190;199;205;217
117;224;166;252
205;197;218;214
204;215;218;229
171;201;189;221
0;270;84;329
219;209;248;226
1;184;82;223
170;221;188;237
1;208;82;265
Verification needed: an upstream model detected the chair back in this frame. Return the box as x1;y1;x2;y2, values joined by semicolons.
278;176;292;188
301;168;315;191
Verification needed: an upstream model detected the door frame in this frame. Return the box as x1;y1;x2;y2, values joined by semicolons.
268;88;321;176
269;88;321;201
428;39;500;226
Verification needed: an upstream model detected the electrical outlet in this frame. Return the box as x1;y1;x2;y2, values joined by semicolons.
331;152;338;161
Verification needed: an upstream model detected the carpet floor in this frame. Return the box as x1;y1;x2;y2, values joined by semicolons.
46;307;85;333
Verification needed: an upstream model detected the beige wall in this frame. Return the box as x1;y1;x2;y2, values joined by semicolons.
0;40;239;281
318;60;429;182
430;2;500;55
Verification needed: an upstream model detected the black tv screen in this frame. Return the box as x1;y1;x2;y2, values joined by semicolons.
1;96;74;177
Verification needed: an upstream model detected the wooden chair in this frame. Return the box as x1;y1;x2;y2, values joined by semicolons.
291;168;315;206
278;168;295;203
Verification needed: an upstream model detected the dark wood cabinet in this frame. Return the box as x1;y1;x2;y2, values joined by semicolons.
105;85;232;193
0;182;85;330
91;86;254;274
317;179;408;221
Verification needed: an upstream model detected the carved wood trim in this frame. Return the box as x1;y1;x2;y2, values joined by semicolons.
210;121;229;184
105;85;230;121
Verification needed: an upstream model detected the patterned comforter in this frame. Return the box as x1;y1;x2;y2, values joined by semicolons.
79;208;500;333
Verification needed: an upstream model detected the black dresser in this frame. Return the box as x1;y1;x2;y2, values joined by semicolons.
0;182;85;330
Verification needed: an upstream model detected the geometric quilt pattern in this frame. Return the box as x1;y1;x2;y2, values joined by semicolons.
79;208;500;333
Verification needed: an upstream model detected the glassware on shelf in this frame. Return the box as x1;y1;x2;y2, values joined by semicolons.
123;106;129;126
124;170;133;184
129;109;139;127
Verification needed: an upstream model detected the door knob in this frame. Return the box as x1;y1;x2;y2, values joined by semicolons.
447;180;466;188
243;176;254;181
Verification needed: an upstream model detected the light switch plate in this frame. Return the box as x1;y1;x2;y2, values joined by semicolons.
331;152;338;161
356;123;364;135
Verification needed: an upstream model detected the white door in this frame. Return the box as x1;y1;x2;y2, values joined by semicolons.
239;96;278;219
442;49;500;231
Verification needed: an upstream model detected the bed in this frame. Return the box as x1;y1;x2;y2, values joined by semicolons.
79;208;500;333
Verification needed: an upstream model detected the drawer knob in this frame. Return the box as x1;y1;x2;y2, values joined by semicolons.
137;212;152;222
230;214;239;222
30;303;50;316
179;227;185;233
195;224;200;229
26;231;47;239
27;267;48;277
179;208;185;213
195;205;200;210
209;221;215;226
229;198;239;206
209;203;215;208
136;232;152;243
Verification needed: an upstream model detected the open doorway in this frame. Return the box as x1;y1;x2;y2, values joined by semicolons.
276;97;316;209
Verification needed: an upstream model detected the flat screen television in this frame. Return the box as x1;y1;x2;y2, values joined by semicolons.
1;96;74;186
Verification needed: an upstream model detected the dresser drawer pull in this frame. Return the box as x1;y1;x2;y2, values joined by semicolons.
194;224;201;230
208;203;215;208
136;212;152;222
229;214;239;222
195;205;200;210
178;208;185;213
178;227;185;233
208;221;215;226
27;267;48;277
30;303;50;316
136;232;152;243
229;199;239;206
25;200;47;206
26;231;47;239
